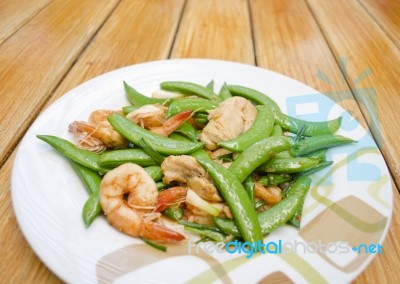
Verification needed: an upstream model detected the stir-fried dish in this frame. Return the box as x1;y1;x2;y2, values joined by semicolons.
37;80;355;250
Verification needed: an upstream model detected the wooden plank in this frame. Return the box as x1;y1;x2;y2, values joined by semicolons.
360;0;400;49
307;0;400;189
171;0;254;64
0;0;52;44
47;0;185;104
0;0;119;168
0;154;61;283
250;0;365;115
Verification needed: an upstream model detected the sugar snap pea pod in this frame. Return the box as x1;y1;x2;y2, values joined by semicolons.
206;79;214;91
137;138;165;165
108;114;204;155
184;226;226;243
219;82;232;101
261;157;320;174
195;117;208;125
227;85;342;136
271;124;283;137
82;192;102;227
122;105;138;115
258;173;292;186
244;175;255;207
227;85;281;115
194;113;208;120
156;182;168;190
175;122;198;141
37;135;108;173
228;136;291;183
218;105;274;152
99;149;157;168
291;134;356;157
299;160;333;176
163;207;184;221
166;98;217;118
277;114;342;136
124;81;167;107
275;150;292;159
168;132;190;142
178;220;222;233
144;166;163;182
70;161;103;226
213;176;311;236
196;157;263;244
161;81;219;101
304;148;327;160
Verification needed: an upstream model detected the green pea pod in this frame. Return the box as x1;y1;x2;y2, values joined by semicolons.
277;114;342;136
168;133;191;142
213;176;311;236
258;173;292;186
70;161;102;194
261;157;320;174
122;105;138;115
37;135;108;173
107;114;205;155
227;85;342;136
274;150;292;159
99;149;157;168
219;83;232;101
163;207;184;221
206;79;214;91
244;175;255;207
196;157;263;244
166;98;217;118
195;117;208;125
227;85;281;115
270;125;283;137
156;182;168;190
137;138;166;165
291;134;356;157
175;122;198;141
184;226;226;243
178;220;222;233
124;81;167;106
82;192;102;227
69;161;102;227
299;160;333;176
161;81;219;101
229;136;291;183
144;166;163;182
218;105;274;152
304;148;328;160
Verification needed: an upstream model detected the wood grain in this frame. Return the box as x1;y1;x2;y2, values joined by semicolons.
250;0;368;129
360;0;400;49
307;0;400;189
171;0;254;64
47;0;185;105
0;0;119;168
0;0;51;44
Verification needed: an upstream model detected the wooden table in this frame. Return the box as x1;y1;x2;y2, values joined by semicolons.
1;0;399;282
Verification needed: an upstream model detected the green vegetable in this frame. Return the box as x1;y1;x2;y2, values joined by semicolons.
213;176;311;236
291;135;356;156
140;237;167;252
218;105;274;152
166;98;217;118
229;136;291;183
218;83;232;101
261;157;320;174
258;173;292;186
144;166;163;182
108;113;205;155
99;149;157;168
196;156;263;244
124;81;167;106
37;135;108;173
137;138;166;165
161;81;219;101
163;207;184;221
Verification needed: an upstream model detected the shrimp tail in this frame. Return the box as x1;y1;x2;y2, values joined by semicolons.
150;110;193;136
155;186;187;212
141;222;186;242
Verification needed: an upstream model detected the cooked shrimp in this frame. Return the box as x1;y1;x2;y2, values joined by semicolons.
126;104;192;136
254;182;282;204
200;97;257;150
99;163;185;242
161;155;222;202
69;109;128;153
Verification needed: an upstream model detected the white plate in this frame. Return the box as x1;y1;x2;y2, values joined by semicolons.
12;59;392;283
